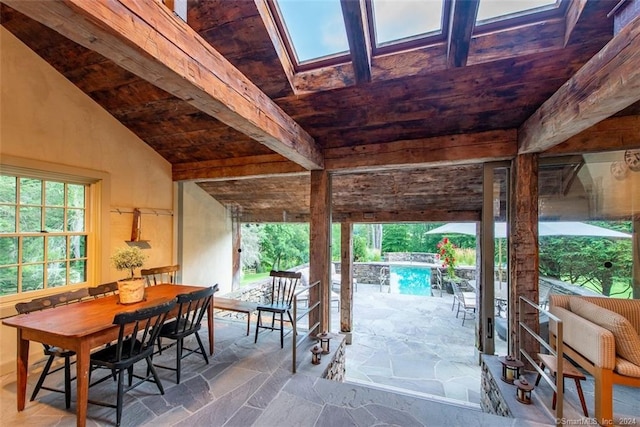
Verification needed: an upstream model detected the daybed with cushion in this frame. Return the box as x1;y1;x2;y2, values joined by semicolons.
549;295;640;425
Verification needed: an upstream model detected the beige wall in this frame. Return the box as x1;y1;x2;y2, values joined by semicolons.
0;28;230;374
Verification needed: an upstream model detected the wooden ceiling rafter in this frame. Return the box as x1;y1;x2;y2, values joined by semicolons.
564;0;589;46
2;0;323;171
340;0;372;84
447;0;480;68
519;14;640;153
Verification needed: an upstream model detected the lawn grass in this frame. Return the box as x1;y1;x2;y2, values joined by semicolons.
240;271;270;286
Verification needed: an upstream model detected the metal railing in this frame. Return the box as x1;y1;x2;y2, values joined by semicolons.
291;280;321;373
518;296;564;423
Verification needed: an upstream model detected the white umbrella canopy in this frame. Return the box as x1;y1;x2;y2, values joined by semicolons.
426;221;631;239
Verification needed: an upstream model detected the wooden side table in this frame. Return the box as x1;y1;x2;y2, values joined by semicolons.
535;353;589;417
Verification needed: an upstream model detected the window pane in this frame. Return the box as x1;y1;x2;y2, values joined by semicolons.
45;207;65;232
0;175;17;203
19;178;42;205
0;237;18;265
0;205;16;233
22;264;44;292
0;266;18;296
371;0;443;46
274;0;349;63
67;209;85;232
67;184;85;208
45;181;65;206
70;235;86;258
48;236;67;261
48;262;67;287
19;206;42;232
22;236;44;263
477;0;557;23
69;259;86;283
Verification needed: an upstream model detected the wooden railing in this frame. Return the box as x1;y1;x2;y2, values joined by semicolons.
291;280;321;373
518;296;564;422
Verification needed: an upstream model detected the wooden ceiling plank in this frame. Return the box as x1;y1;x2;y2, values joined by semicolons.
340;0;372;84
173;154;307;181
447;0;479;68
564;0;588;46
518;15;640;153
2;0;323;170
546;115;640;155
325;130;517;171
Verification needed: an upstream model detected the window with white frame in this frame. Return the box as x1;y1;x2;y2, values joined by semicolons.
0;172;91;296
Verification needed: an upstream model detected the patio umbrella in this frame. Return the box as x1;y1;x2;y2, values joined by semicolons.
426;221;631;239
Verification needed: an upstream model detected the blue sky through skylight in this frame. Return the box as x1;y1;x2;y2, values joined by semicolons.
477;0;558;23
371;0;443;46
275;0;349;63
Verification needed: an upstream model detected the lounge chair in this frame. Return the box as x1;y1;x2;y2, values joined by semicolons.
451;280;476;326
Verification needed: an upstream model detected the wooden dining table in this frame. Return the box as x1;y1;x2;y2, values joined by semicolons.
2;284;215;427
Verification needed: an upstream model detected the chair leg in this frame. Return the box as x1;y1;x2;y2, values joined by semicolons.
254;310;262;343
176;338;183;384
279;312;284;348
194;332;209;364
575;378;589;417
147;357;165;394
30;355;55;402
63;356;72;409
116;368;125;427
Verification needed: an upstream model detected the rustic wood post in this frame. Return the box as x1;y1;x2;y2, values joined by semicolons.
509;153;539;360
340;222;354;343
231;219;241;291
309;170;331;331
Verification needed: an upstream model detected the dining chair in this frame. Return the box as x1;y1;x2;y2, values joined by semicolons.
88;299;176;427
254;270;301;348
153;286;215;383
451;281;476;326
14;287;90;408
88;281;119;298
140;264;180;286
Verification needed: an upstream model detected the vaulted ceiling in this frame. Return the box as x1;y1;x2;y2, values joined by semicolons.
1;0;639;223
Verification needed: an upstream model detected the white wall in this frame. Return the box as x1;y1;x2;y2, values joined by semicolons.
180;182;233;293
0;28;231;374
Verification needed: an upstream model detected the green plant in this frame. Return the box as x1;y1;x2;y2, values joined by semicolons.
111;246;146;279
437;237;457;278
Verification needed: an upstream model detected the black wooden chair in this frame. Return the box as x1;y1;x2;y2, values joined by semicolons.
153;286;215;383
88;300;175;427
88;281;119;298
140;264;180;286
254;271;301;348
14;287;89;408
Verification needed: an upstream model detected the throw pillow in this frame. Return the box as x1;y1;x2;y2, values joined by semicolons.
570;297;640;367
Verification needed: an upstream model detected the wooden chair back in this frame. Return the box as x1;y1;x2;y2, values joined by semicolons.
267;270;301;308
141;264;180;286
163;286;214;338
88;281;119;298
15;288;89;314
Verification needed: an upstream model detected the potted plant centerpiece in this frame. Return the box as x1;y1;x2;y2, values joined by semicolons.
436;237;459;294
111;246;147;304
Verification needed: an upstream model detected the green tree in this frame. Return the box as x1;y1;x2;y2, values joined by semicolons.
259;223;309;270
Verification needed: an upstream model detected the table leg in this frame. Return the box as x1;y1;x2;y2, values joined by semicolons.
16;330;29;411
207;303;214;355
75;342;90;427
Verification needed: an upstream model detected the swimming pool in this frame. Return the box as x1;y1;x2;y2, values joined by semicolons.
389;265;432;296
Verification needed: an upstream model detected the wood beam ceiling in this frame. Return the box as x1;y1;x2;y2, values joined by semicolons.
1;0;323;170
518;14;640;153
340;0;372;84
447;0;479;68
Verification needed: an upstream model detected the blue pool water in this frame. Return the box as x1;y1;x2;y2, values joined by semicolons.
389;265;432;296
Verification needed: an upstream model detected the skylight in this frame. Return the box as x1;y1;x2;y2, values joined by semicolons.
476;0;559;25
370;0;444;48
273;0;349;66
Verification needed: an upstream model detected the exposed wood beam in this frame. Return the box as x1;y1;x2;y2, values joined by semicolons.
2;0;323;170
334;209;481;223
545;115;640;155
564;0;588;46
340;0;371;84
447;0;479;68
254;0;297;92
325;130;517;172
518;15;640;153
172;154;307;181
